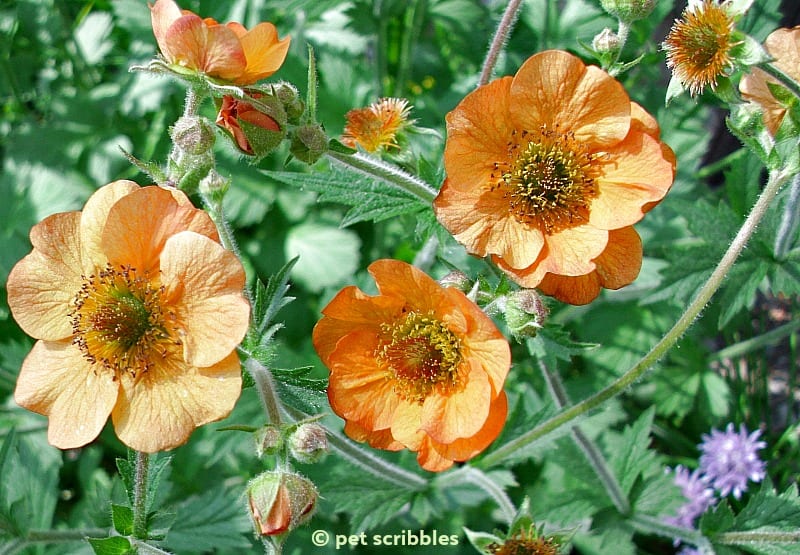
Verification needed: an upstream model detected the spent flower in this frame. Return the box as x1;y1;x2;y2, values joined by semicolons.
312;259;511;472
341;97;414;153
698;423;767;499
433;50;675;304
8;181;249;452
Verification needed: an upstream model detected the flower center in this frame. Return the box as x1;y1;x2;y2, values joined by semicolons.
377;310;462;403
495;127;599;234
70;264;176;377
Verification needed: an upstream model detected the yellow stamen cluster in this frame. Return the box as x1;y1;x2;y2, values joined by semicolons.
70;264;177;378
493;126;599;234
377;310;462;403
664;0;737;96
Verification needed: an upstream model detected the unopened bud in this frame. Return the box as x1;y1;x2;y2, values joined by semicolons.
255;425;284;458
288;423;328;464
438;270;472;293
198;169;230;201
216;93;286;157
599;0;656;23
504;289;548;341
290;123;329;165
247;471;317;536
593;28;621;55
171;116;216;155
271;81;305;123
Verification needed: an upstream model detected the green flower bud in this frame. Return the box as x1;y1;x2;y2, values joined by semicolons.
272;81;305;123
171;116;216;156
592;28;621;55
247;471;317;536
215;93;287;157
290;123;329;165
438;270;473;293
255;425;284;458
504;289;548;341
288;423;328;464
599;0;656;23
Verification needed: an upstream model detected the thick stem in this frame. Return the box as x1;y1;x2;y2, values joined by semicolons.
628;513;713;551
435;466;516;523
716;529;800;544
325;150;437;203
244;357;283;426
477;168;792;469
540;363;630;515
132;451;150;540
478;0;524;87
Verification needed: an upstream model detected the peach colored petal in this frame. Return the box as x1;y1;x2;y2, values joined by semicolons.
236;23;291;85
150;0;183;54
79;180;140;270
420;368;491;443
327;330;401;431
14;340;118;449
629;102;661;139
433;179;546;267
589;130;674;229
430;391;507;463
112;350;242;452
370;259;457;315
510;50;630;146
100;186;218;275
462;336;511;395
414;437;456;472
390;400;425;450
443;76;515;193
537;272;602;305
540;225;607;276
8;212;84;340
343;420;404;451
162;14;247;80
159;232;249;368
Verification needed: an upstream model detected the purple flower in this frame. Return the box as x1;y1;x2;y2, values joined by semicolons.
676;547;702;555
665;465;716;528
698;423;767;499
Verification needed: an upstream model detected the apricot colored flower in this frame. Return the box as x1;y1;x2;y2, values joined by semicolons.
313;259;510;472
216;93;282;155
341;97;413;152
740;26;800;135
663;0;738;96
433;50;675;305
150;0;290;85
8;181;249;452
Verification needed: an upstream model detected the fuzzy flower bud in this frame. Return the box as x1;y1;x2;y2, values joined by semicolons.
171;116;216;155
288;423;329;464
255;425;284;458
290;123;329;165
247;471;317;536
504;289;548;341
438;270;473;293
599;0;656;23
271;81;305;123
216;93;287;157
592;28;621;55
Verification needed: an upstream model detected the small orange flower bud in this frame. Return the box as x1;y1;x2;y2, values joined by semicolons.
247;471;317;536
215;93;286;156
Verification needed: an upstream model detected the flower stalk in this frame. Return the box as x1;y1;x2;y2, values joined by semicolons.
478;0;524;86
477;166;793;469
132;451;150;540
244;357;284;426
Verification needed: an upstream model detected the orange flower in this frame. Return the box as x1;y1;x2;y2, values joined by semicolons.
341;98;413;152
663;0;738;96
313;259;510;472
8;181;249;452
216;93;282;155
150;0;290;85
740;26;800;136
433;50;675;305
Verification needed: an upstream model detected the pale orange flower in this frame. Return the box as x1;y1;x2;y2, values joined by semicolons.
8;181;250;452
150;0;290;85
433;50;675;305
663;0;738;96
312;259;510;472
341;98;413;152
740;26;800;136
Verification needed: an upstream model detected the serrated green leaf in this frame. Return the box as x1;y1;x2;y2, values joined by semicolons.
87;536;133;555
246;258;298;350
734;480;800;531
606;407;657;496
717;258;768;327
111;504;134;536
700;500;737;536
526;324;598;367
162;487;252;552
322;474;414;532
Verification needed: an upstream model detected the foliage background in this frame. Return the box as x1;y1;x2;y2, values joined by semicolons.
1;0;798;553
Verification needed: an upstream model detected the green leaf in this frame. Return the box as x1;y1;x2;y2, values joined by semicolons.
526;324;598;368
716;258;768;327
606;407;657;496
163;487;252;552
285;222;361;292
87;536;133;555
246;258;298;351
111;504;134;536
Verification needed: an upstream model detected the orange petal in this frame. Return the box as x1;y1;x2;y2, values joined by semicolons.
428;391;508;464
537;272;602;305
326;330;401;431
414;436;455;472
420;367;492;443
14;340;118;449
343;420;404;451
100;186;218;275
541;225;607;276
511;50;630;146
112;350;242;452
236;23;291;85
159;231;249;368
80;180;140;269
150;0;183;56
443;76;514;193
590;129;674;229
390;400;425;450
8;212;84;340
433;179;546;267
162;14;247;80
369;259;451;314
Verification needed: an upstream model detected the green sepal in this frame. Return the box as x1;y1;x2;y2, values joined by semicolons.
87;536;133;555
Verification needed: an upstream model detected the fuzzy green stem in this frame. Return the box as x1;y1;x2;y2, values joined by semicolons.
132;451;150;540
478;167;792;469
244;357;284;426
774;173;800;259
758;61;800;103
325;150;437;203
539;362;630;515
628;513;713;551
606;20;630;75
478;0;524;87
716;529;800;544
435;467;515;523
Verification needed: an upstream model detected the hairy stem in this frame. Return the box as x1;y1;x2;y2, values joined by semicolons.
244;357;284;426
132;451;150;540
477;167;792;469
478;0;524;86
436;466;516;523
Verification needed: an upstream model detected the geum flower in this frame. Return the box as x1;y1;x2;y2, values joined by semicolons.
8;181;250;452
313;259;511;472
341;97;413;153
740;26;800;136
150;0;290;85
433;50;675;305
